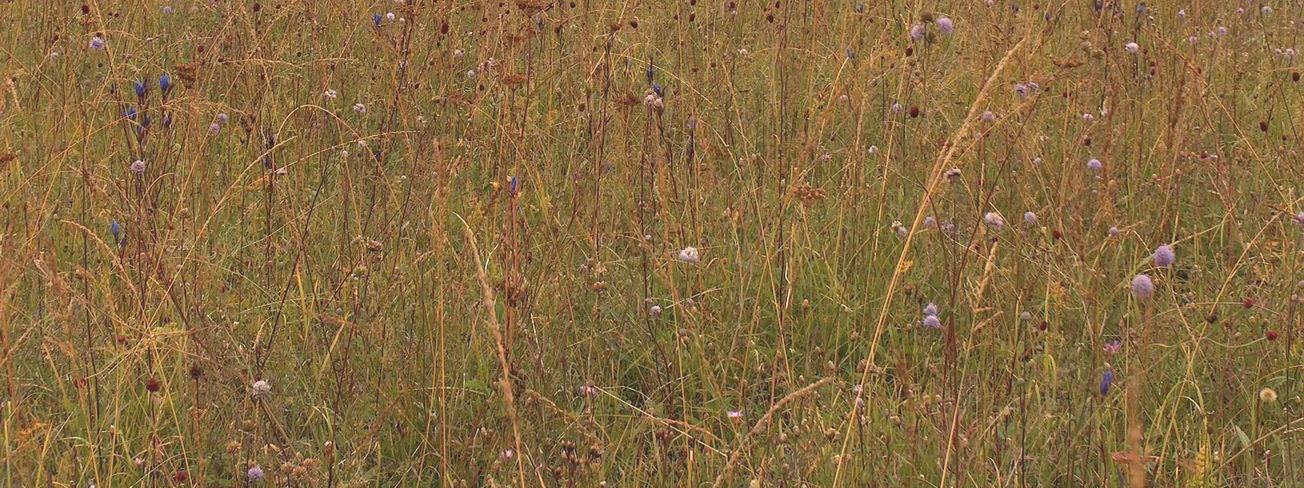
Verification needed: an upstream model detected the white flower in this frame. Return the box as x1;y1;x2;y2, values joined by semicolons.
1125;42;1139;53
352;103;367;114
251;379;271;398
324;89;338;99
677;246;700;264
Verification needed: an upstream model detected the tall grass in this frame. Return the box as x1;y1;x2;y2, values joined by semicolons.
1;1;1301;486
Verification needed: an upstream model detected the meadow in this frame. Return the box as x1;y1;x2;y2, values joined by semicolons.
2;0;1302;486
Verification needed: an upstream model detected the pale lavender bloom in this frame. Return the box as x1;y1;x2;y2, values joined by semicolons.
936;17;954;35
891;101;903;114
216;112;229;124
984;211;1005;230
944;168;961;181
246;466;265;483
1109;226;1121;238
89;35;106;51
1032;156;1043;165
1103;340;1122;355
910;23;927;41
981;110;996;122
129;160;146;175
1131;274;1155;299
1014;83;1029;98
1261;5;1272;14
677;246;700;263
923;216;938;229
1217;26;1227;36
324;89;338;99
1125;42;1140;53
1082;112;1095;122
208;123;221;134
923;302;939;316
1024;211;1038;225
867;145;879;156
922;315;942;328
1153;244;1175;268
251;379;271;398
1177;9;1186;19
1188;35;1199;45
352;103;367;114
1292;211;1304;227
727;410;743;420
649;305;662;317
1087;158;1103;171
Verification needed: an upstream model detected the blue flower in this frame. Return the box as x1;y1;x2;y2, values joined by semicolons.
651;82;663;97
1100;369;1114;395
645;59;655;84
159;73;172;94
373;13;382;27
509;176;519;194
110;219;121;240
134;80;146;98
124;107;137;120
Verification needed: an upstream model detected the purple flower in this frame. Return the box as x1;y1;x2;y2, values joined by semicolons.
133;80;146;98
1087;158;1103;171
983;211;1005;230
1100;369;1114;395
129;160;146;175
247;465;265;483
909;23;926;41
1125;42;1140;54
1103;340;1122;355
159;73;172;94
1014;83;1029;98
922;315;942;329
891;102;903;114
209;123;221;134
373;13;382;27
1152;244;1175;268
1108;226;1121;238
981;110;996;122
936;17;954;35
89;35;105;51
1293;211;1304;227
1130;274;1154;299
922;302;939;317
1024;211;1038;225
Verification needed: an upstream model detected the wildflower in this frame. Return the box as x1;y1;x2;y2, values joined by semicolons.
1217;26;1227;36
1259;387;1277;403
1108;226;1121;238
129;160;146;175
649;305;662;317
1014;83;1029;98
981;110;996;122
110;219;121;241
1082;112;1094;122
247;466;265;483
251;379;271;399
651;82;664;97
727;410;743;421
944;168;961;181
1130;274;1154;299
1125;42;1139;54
1032;156;1043;165
1087;158;1102;171
922;302;939;317
159;73;172;94
501;449;514;459
216;112;229;124
162;5;174;14
1103;340;1122;355
846;47;855;59
208;123;221;134
1261;5;1272;15
386;12;396;22
1293;211;1304;227
89;35;106;50
1187;35;1198;45
1152;244;1175;268
923;216;937;228
892;221;908;239
373;13;382;27
1100;369;1114;395
1020;311;1032;321
909;23;927;41
867;145;879;156
677;246;700;264
922;315;942;329
133;80;147;98
1265;330;1279;341
453;49;464;59
466;69;477;79
983;211;1005;230
579;383;598;397
145;377;161;393
891;102;903;114
324;89;338;99
1177;9;1185;19
1024;211;1038;226
352;103;367;114
936;16;954;35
